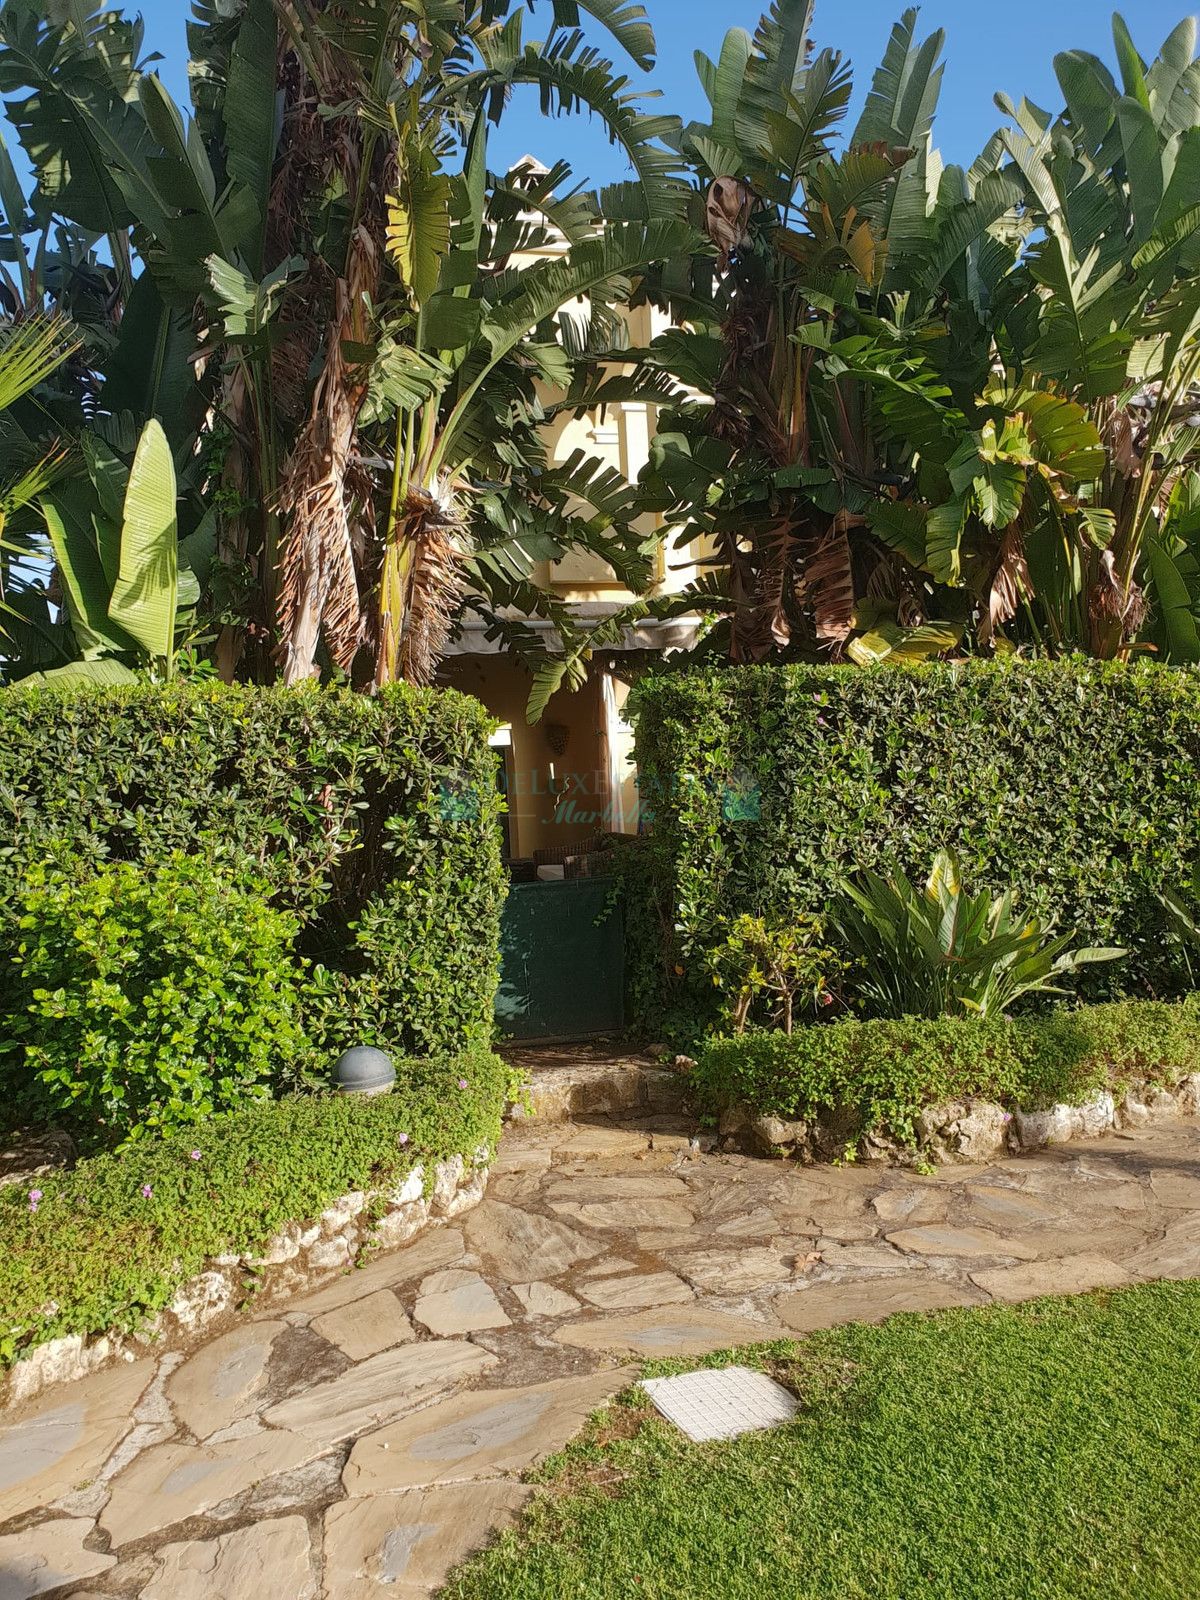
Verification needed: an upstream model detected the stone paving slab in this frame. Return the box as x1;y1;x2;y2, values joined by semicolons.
99;1427;318;1547
321;1482;531;1598
1;1112;1199;1597
969;1253;1136;1303
166;1322;286;1442
777;1275;990;1332
281;1230;469;1321
1111;1218;1200;1280
412;1272;511;1336
512;1282;581;1318
137;1514;314;1600
311;1292;415;1362
0;1360;154;1524
886;1225;1042;1261
0;1515;114;1597
262;1341;496;1446
553;1305;790;1357
576;1271;694;1310
675;1248;799;1294
343;1370;631;1494
463;1201;606;1280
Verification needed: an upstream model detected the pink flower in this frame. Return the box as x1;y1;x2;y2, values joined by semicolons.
141;1184;153;1198
398;1132;410;1146
28;1188;42;1213
821;993;834;1007
189;1150;202;1161
458;1078;469;1090
816;716;828;728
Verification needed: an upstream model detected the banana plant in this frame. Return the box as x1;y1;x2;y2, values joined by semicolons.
627;1;964;664
0;0;691;690
34;419;198;683
983;14;1200;656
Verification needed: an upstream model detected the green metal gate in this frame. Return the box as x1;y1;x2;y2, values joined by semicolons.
496;878;625;1042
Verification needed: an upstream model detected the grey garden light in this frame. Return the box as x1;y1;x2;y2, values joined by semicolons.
334;1046;396;1096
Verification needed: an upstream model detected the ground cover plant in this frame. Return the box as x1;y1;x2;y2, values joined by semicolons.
0;1045;512;1369
693;998;1200;1150
444;1281;1200;1600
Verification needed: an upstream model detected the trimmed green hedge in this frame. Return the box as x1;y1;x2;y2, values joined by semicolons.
630;660;1200;1040
693;999;1200;1148
0;680;506;1068
0;1047;513;1369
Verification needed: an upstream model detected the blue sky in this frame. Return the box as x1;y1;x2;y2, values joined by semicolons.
26;2;1200;185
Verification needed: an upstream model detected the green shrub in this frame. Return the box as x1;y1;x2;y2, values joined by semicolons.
707;912;846;1033
9;855;312;1146
693;998;1200;1148
0;680;506;1077
630;660;1200;1042
833;849;1124;1020
0;1045;514;1368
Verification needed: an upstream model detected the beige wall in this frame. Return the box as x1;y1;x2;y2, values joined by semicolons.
439;655;617;859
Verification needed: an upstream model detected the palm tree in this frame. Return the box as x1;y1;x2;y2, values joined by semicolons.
631;1;960;662
0;0;690;689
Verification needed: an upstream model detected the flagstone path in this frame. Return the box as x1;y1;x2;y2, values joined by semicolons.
2;1110;1200;1598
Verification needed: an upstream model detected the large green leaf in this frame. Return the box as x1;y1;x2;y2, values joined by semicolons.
388;141;453;310
851;7;944;152
484;220;698;359
1112;13;1151;111
499;47;686;220
205;253;304;345
694;28;753;154
734;0;817;163
222;0;279;272
847;617;963;665
551;0;656;72
1117;96;1164;243
101;273;199;448
1144;526;1200;663
1053;50;1119;156
41;492;132;658
107;420;178;660
27;657;137;686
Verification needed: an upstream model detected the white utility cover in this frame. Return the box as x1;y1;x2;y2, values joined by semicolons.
640;1365;801;1443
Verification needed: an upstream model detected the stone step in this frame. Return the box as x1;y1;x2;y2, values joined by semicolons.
506;1056;690;1124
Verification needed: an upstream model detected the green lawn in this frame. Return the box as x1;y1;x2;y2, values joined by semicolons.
444;1282;1200;1600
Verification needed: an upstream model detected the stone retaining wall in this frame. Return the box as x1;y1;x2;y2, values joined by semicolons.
2;1147;491;1410
721;1076;1200;1166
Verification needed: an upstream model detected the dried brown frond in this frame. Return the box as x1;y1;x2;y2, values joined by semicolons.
797;511;861;647
705;177;755;267
852;139;916;169
980;523;1030;645
392;489;473;684
1089;548;1147;638
275;228;379;682
734;518;796;661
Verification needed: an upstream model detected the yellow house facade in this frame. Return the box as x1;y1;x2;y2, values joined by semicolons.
438;220;704;866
